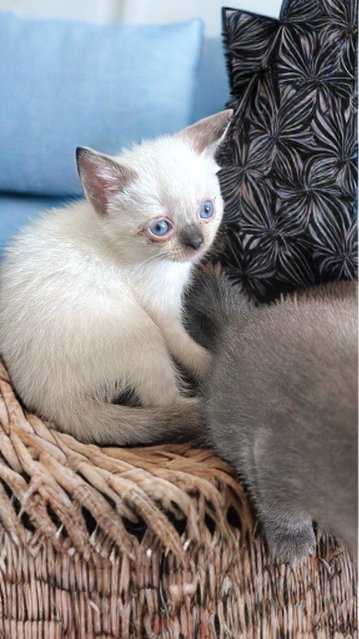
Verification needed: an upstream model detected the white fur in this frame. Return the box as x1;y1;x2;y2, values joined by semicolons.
0;112;231;444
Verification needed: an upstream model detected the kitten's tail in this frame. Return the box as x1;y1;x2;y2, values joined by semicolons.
184;272;253;351
56;397;203;446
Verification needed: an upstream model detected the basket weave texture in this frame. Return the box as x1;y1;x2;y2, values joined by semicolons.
0;362;357;639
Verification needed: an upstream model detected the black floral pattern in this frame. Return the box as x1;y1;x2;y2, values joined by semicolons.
216;0;357;301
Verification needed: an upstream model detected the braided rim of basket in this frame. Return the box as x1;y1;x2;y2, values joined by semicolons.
0;362;253;563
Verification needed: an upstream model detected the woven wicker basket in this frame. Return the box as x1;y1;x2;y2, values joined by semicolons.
0;362;357;639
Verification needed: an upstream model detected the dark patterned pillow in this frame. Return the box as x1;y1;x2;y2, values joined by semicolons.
216;0;357;301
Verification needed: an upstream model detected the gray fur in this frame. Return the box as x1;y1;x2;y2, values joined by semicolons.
187;275;358;563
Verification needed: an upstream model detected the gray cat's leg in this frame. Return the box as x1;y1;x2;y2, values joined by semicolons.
260;508;316;564
253;430;316;564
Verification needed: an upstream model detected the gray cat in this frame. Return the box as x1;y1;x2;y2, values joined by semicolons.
186;275;358;563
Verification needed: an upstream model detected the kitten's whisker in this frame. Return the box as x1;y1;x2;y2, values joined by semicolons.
140;252;167;267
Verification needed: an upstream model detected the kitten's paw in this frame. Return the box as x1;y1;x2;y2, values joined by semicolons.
265;519;316;564
179;396;200;408
194;347;212;380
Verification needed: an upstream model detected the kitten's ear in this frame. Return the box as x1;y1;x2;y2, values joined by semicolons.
76;147;136;215
177;109;233;155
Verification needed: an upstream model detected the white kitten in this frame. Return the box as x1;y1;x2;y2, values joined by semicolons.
0;111;232;445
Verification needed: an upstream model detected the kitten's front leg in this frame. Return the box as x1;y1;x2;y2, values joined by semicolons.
159;319;212;381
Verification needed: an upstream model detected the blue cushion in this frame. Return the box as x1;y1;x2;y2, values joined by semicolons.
0;13;203;196
0;192;74;253
191;37;230;123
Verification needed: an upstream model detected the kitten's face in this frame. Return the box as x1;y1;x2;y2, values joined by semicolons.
77;110;232;265
106;140;223;264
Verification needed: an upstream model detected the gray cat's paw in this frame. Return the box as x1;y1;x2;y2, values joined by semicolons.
264;519;316;564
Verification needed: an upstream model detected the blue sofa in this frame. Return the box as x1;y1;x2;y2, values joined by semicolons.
0;12;229;253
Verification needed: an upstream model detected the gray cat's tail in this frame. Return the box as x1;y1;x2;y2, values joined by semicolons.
184;272;253;351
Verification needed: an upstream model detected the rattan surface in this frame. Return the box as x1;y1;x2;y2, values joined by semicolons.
0;362;357;638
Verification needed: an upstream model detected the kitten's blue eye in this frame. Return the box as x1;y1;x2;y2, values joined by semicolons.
199;200;214;219
149;219;171;237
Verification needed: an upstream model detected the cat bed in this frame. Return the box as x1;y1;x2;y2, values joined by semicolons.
0;361;357;639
